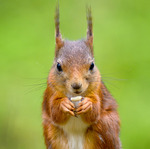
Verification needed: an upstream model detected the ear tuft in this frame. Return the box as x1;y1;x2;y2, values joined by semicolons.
55;4;64;50
86;6;93;55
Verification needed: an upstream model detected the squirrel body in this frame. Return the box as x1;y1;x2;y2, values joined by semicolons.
42;6;121;149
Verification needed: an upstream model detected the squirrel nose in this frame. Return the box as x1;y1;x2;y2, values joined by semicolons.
71;83;82;90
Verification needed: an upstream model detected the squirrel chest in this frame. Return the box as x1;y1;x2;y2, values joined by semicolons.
60;116;89;149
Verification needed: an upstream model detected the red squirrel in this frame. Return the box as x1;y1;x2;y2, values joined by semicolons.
42;5;121;149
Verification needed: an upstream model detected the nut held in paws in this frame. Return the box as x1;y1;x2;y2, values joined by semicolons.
70;96;82;108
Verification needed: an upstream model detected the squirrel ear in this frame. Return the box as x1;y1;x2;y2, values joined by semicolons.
55;4;64;51
86;7;93;55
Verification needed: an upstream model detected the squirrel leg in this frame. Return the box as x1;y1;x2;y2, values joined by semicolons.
50;97;75;124
97;110;121;149
43;121;69;149
83;111;121;149
76;97;100;124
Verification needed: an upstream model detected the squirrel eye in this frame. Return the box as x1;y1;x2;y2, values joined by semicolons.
89;62;94;71
57;63;63;72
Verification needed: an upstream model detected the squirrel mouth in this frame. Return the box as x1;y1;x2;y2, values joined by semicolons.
74;91;82;94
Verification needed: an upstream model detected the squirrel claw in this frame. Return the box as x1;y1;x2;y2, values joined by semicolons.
76;98;92;115
60;98;75;116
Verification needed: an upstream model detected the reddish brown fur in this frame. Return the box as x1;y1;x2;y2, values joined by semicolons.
42;78;121;149
42;6;121;149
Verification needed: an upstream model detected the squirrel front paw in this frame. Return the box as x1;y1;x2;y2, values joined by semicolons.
60;98;75;116
76;97;92;115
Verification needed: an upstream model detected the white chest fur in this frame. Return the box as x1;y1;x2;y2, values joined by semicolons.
61;116;89;149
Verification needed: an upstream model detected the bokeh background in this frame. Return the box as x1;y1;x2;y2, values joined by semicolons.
0;0;150;148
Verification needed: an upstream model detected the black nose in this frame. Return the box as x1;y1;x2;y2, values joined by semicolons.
71;83;82;90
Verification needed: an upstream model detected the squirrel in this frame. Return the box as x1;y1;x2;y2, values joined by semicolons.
42;5;121;149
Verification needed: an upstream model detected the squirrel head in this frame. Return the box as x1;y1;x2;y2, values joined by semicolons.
48;6;101;97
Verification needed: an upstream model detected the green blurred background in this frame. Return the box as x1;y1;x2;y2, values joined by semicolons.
0;0;150;148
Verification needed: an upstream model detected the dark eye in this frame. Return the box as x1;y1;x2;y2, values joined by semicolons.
57;63;63;72
89;62;94;71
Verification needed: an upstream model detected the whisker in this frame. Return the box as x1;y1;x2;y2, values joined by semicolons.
25;85;46;95
101;77;127;81
24;77;47;94
91;75;127;82
101;72;122;76
24;82;47;87
24;77;47;80
101;80;119;89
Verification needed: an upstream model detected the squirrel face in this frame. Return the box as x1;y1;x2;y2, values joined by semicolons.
48;6;100;97
49;40;100;97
